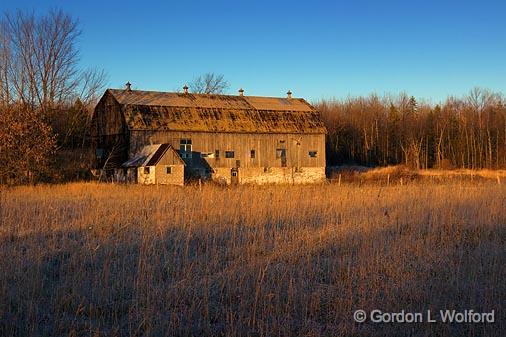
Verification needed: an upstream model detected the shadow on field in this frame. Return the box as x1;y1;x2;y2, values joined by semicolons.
0;221;504;337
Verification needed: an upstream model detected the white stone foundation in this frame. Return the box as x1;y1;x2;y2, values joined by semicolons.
212;167;326;185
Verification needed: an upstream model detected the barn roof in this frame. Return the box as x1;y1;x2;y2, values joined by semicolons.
105;89;327;134
122;143;184;167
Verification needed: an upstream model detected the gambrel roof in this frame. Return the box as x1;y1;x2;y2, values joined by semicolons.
102;89;327;134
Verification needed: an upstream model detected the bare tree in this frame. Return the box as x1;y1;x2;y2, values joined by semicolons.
0;21;11;104
77;68;108;106
0;10;106;110
189;73;229;94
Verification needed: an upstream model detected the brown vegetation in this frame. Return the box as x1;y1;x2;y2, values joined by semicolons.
318;89;506;170
328;165;506;185
1;182;504;336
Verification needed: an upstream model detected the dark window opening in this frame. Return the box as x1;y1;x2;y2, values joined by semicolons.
225;151;235;158
250;149;256;158
144;167;150;174
180;139;192;158
232;171;237;177
215;150;220;158
309;151;318;158
166;166;172;174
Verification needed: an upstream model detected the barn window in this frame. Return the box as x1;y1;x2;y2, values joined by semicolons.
180;139;192;158
309;151;318;158
166;166;172;174
250;150;256;158
225;151;234;158
144;167;150;174
215;150;220;158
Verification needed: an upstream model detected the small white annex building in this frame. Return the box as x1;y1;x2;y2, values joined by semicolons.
120;143;185;185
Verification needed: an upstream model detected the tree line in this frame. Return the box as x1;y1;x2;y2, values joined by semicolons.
317;89;506;169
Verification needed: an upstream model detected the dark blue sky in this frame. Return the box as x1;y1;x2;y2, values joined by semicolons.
3;0;506;102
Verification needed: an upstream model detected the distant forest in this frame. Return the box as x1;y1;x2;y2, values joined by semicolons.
317;89;506;169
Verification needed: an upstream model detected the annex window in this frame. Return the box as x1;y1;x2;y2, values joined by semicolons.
250;149;256;158
309;151;318;158
215;150;220;159
144;167;150;174
225;151;235;158
166;166;172;174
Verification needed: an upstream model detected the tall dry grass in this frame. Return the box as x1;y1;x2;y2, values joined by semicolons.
0;182;505;336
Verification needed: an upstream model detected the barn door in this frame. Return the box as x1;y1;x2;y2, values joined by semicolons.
231;168;239;185
279;149;287;167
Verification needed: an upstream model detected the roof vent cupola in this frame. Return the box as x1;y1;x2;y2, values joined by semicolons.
125;81;132;91
238;88;244;96
287;90;292;99
183;85;189;94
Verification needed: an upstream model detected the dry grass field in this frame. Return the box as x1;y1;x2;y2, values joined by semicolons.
0;180;505;336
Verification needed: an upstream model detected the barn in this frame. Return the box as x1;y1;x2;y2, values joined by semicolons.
91;84;327;184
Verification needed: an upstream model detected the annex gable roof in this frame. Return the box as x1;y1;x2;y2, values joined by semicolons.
122;143;184;168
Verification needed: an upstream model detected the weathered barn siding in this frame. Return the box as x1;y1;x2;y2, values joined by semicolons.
129;131;325;168
92;91;125;135
91;91;129;167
